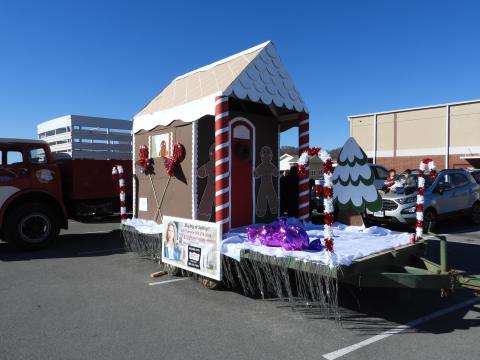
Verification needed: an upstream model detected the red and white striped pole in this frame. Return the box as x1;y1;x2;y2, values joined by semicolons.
298;113;310;220
214;96;230;233
112;165;127;223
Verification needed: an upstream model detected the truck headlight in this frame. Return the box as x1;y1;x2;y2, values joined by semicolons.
397;196;417;205
401;206;417;214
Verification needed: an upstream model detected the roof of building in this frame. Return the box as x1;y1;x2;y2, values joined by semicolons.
133;41;307;133
280;153;295;160
0;138;47;145
348;98;480;119
38;115;131;133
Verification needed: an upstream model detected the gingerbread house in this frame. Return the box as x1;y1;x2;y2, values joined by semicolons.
132;41;310;232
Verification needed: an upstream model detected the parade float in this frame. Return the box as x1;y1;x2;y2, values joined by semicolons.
119;41;480;309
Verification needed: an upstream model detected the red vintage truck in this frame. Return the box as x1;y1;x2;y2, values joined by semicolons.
0;138;131;249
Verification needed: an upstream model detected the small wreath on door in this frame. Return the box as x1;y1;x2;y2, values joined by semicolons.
234;142;251;161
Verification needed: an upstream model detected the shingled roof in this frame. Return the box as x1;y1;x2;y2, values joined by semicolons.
134;41;307;133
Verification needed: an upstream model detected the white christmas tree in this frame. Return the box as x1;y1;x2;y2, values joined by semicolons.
332;137;382;213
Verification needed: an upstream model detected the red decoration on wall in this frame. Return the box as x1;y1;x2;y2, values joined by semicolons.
162;143;186;177
136;145;154;175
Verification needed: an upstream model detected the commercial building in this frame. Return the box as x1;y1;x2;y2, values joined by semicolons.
349;99;480;170
37;115;132;160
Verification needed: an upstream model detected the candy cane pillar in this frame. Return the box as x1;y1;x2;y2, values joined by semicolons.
298;113;310;220
214;96;230;232
112;165;127;223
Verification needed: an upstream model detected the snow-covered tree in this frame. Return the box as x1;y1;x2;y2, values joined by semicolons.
332;137;382;213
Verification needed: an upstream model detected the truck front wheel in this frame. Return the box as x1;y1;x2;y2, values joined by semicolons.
5;203;60;250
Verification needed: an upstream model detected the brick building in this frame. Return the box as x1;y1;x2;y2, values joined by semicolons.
349;99;480;171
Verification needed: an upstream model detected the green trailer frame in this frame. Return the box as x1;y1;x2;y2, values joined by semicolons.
241;236;480;294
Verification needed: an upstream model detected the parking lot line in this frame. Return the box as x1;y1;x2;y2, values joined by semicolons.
148;278;189;286
322;297;479;360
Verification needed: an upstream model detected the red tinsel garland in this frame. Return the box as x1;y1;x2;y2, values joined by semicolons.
324;238;334;252
298;164;307;176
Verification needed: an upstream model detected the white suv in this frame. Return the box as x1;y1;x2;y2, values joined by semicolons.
366;169;480;232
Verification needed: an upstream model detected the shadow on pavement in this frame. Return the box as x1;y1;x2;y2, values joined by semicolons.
0;230;126;262
291;285;480;336
267;239;480;335
437;222;480;235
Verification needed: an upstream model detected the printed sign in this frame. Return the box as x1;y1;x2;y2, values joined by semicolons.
162;216;222;281
149;132;172;158
139;197;148;212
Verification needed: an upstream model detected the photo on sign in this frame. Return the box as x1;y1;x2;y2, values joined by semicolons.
149;132;172;158
162;216;221;281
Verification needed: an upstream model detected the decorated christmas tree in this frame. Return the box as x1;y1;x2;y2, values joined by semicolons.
332;138;382;217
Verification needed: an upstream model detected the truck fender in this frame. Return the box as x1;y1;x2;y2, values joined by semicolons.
0;190;68;229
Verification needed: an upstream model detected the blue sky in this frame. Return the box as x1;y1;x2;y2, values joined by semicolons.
1;0;479;150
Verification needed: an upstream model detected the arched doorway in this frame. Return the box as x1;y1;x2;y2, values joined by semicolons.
230;117;255;228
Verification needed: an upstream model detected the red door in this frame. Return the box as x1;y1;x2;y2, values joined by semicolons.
230;119;254;228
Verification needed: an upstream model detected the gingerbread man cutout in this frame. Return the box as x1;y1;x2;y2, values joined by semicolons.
197;143;215;221
160;140;168;157
254;146;278;217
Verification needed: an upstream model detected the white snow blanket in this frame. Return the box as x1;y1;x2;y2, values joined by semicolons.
222;221;410;267
124;218;163;235
124;217;410;267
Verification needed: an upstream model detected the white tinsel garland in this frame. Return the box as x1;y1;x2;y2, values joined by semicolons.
417;176;425;188
300;147;335;253
415;159;436;239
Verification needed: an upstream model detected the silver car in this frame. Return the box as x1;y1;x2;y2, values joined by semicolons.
369;164;390;190
366;169;480;232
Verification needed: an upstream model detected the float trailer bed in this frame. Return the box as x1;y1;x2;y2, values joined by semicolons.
241;236;480;293
120;223;480;294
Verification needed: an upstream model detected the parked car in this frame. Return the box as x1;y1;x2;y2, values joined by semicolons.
469;169;480;184
370;164;390;190
366;169;480;232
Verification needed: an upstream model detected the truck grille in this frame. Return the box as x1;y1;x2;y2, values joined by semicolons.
382;199;398;211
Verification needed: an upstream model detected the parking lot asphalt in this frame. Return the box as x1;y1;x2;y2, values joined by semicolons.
1;219;479;360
